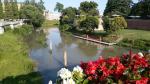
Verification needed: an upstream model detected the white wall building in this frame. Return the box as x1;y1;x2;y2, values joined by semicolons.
45;12;61;20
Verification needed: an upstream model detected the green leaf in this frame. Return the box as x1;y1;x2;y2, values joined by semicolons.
83;79;89;84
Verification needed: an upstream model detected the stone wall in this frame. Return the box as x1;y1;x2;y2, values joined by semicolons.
127;19;150;30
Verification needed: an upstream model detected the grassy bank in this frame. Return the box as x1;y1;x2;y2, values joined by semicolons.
103;29;150;50
0;26;42;84
42;20;59;28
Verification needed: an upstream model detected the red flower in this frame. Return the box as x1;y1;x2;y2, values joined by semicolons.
136;77;149;84
81;61;98;75
114;63;126;78
107;57;120;66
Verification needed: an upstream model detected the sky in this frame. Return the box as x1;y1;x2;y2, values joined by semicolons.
18;0;139;15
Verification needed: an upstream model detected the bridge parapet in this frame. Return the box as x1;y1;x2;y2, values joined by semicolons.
0;20;24;34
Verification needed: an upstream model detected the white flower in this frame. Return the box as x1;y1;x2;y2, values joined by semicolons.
73;66;83;73
62;79;67;84
48;80;52;84
67;78;75;84
138;52;144;58
57;68;72;79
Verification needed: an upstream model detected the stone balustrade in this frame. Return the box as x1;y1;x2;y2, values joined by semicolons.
0;20;24;34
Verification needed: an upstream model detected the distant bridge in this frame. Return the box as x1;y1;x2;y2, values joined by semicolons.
0;20;24;34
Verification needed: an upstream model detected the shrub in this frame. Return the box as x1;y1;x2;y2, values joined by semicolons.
119;38;150;50
59;24;71;32
79;16;99;33
13;24;33;36
4;26;12;32
103;16;127;33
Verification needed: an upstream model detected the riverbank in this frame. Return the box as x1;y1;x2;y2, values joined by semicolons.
68;29;150;51
41;20;59;28
0;27;43;83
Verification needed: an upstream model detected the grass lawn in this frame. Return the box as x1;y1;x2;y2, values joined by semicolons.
0;31;42;84
116;29;150;40
41;20;59;28
115;29;150;50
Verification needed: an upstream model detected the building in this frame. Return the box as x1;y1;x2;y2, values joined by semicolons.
45;11;61;20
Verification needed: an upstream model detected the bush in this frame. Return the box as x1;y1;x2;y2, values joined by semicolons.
79;16;99;33
14;24;33;36
119;38;150;50
103;16;127;33
4;26;12;32
59;24;71;32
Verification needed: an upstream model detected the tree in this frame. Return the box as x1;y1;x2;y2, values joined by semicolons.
54;2;64;13
103;16;127;33
140;0;150;18
4;0;13;19
79;1;99;16
104;0;132;16
60;7;78;31
37;0;45;13
80;16;99;33
25;0;30;5
12;0;19;19
20;5;45;28
130;2;143;16
130;0;150;18
0;0;3;19
30;0;36;6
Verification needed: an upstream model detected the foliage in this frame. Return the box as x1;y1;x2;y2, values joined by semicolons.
0;0;3;19
24;0;30;5
42;20;59;28
80;51;150;84
60;7;78;30
79;16;99;33
0;32;34;80
130;0;150;18
36;0;45;13
14;24;33;36
12;0;19;19
4;0;13;19
54;2;64;13
130;2;143;16
59;1;99;32
103;16;127;33
104;0;132;16
79;1;99;16
59;24;71;32
0;72;42;84
20;5;45;28
119;39;150;51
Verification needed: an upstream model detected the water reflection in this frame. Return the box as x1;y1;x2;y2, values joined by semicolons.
29;27;140;84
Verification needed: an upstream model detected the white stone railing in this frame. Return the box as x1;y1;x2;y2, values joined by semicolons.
0;20;24;34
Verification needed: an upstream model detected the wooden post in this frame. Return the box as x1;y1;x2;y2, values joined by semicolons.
99;36;101;41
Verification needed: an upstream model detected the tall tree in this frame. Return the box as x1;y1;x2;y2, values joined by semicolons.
54;2;64;13
0;0;3;19
141;0;150;18
12;0;19;19
30;0;36;6
104;0;132;16
25;0;30;5
4;0;12;19
20;5;45;28
130;0;150;18
79;1;99;16
37;0;45;13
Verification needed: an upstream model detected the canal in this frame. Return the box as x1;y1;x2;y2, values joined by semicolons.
29;27;140;84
